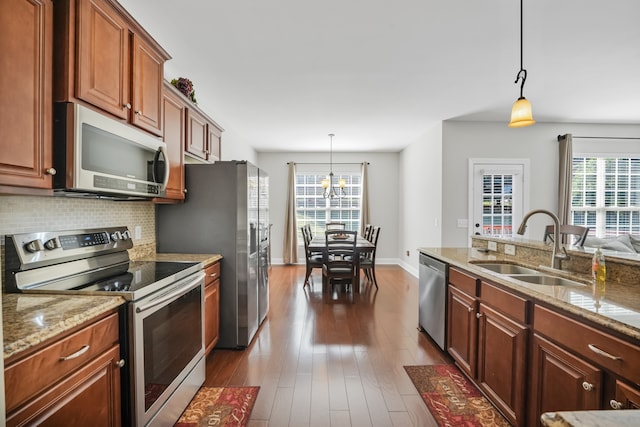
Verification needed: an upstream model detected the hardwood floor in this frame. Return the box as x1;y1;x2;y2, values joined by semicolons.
205;265;451;426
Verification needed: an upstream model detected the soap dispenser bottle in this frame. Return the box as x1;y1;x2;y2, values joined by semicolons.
592;247;606;283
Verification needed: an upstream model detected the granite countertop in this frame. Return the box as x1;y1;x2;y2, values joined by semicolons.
419;247;640;342
540;410;639;427
134;252;222;265
2;293;125;361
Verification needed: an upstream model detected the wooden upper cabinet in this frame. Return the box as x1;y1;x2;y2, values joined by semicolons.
76;0;130;120
158;82;186;201
208;124;222;162
55;0;169;136
186;107;209;161
0;0;54;191
131;33;164;134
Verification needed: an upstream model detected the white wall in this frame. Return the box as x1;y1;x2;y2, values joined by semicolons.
219;127;258;164
398;124;443;276
441;121;640;247
256;151;399;264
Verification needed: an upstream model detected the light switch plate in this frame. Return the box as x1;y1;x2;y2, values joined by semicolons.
505;244;516;256
488;241;497;251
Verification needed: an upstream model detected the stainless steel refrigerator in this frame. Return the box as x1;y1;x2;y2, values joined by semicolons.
156;161;269;349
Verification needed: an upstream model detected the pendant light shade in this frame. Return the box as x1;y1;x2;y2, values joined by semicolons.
509;97;535;128
508;0;535;128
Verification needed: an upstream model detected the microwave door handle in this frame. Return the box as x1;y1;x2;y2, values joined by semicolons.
153;146;170;190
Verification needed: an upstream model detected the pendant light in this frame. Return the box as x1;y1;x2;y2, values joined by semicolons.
321;134;346;198
508;0;535;128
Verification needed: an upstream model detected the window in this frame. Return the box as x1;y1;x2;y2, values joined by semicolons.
295;171;361;238
571;156;640;236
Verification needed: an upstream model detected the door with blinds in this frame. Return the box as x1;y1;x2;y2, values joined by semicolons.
469;160;529;240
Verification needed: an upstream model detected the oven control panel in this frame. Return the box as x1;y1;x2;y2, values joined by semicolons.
5;226;134;268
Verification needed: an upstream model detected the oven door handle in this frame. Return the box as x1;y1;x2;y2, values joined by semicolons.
135;272;205;314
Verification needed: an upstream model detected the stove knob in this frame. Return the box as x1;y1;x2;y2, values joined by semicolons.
111;231;123;241
44;238;61;250
25;239;44;253
122;230;131;240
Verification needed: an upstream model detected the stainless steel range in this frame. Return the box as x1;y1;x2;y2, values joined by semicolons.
3;226;206;427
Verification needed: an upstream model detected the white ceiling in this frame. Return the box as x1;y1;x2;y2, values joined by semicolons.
119;0;640;152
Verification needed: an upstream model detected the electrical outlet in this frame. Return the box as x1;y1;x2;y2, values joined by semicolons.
505;244;516;256
488;241;497;251
134;225;142;240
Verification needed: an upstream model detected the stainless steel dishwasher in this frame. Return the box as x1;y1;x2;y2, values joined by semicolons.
419;253;448;351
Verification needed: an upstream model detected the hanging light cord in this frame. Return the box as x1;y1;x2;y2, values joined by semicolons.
514;0;527;99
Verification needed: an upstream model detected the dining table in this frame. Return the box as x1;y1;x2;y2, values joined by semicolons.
308;234;375;293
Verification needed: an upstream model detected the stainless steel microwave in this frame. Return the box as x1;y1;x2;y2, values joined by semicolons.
53;102;169;199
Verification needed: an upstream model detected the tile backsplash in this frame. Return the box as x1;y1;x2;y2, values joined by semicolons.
0;195;155;248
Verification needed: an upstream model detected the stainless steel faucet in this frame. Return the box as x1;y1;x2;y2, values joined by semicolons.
517;209;569;269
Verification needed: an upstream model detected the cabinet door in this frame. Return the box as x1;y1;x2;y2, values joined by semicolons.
205;280;220;355
207;124;222;161
131;33;163;135
6;345;122;427
158;85;185;201
0;0;53;189
611;380;640;410
477;303;528;426
77;0;130;120
528;334;602;426
447;286;477;377
186;108;209;161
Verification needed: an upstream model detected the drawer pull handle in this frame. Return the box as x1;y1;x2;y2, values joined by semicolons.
116;359;126;368
587;344;622;361
467;306;473;313
476;313;483;319
60;345;90;361
610;399;624;410
582;381;594;391
210;273;217;278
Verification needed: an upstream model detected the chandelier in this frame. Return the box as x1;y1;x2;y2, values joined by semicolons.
508;0;535;127
321;133;346;198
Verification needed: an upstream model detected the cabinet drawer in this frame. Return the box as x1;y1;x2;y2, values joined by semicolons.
534;305;640;383
205;262;220;286
449;267;478;296
480;281;528;324
4;312;119;412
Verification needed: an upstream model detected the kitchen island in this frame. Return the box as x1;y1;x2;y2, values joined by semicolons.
420;246;640;426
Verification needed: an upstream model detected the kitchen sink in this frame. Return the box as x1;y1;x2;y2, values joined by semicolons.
507;274;586;287
472;262;540;275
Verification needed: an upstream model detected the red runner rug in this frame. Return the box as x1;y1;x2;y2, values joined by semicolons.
175;386;259;427
404;365;510;427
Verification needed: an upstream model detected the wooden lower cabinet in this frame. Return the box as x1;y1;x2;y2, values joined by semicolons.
204;261;221;355
447;269;528;427
7;345;122;427
447;285;477;376
610;380;640;410
477;303;528;425
528;334;602;426
5;312;123;426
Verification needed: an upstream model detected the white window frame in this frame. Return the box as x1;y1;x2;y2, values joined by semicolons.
571;153;640;237
294;169;362;241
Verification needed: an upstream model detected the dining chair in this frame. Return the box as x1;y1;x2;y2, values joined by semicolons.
360;226;380;288
543;224;589;247
322;229;357;302
363;224;373;241
325;222;346;230
302;226;323;286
